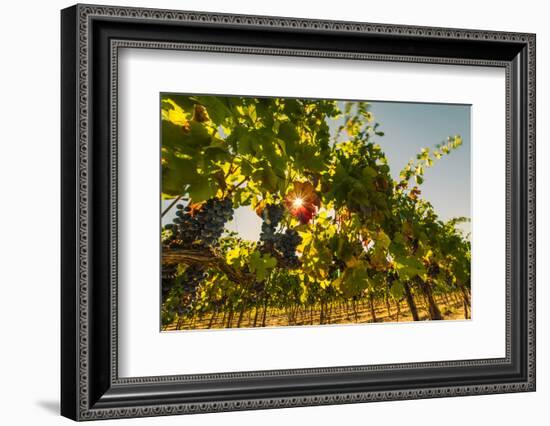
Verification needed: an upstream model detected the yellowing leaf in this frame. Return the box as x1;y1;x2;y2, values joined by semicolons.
161;98;189;126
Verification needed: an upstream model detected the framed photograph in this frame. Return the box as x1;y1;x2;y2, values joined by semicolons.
61;4;536;421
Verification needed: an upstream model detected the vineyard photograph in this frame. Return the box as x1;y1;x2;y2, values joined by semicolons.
160;94;471;331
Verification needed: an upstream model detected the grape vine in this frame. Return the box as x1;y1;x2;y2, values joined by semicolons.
160;95;471;329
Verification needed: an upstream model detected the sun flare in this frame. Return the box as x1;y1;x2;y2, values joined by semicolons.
292;197;304;208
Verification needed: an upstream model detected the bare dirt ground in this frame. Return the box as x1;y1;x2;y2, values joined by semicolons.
164;293;470;331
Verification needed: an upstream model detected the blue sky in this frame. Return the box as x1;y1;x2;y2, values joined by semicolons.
162;99;471;238
357;101;471;231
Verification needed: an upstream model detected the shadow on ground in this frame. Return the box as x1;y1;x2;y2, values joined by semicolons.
36;400;59;415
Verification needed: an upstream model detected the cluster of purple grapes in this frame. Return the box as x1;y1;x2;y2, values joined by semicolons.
259;204;285;242
163;197;233;318
161;264;177;300
177;264;207;316
274;229;302;268
165;197;234;248
259;204;302;268
162;263;207;318
427;262;441;278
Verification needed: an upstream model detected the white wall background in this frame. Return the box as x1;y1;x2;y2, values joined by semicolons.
0;0;546;424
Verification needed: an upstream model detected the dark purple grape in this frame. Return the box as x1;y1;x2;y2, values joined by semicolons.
163;197;234;249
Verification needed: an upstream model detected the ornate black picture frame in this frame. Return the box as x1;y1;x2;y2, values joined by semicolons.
61;4;536;421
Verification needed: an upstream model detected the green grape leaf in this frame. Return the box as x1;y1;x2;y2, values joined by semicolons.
190;96;233;124
278;121;300;153
188;175;218;202
395;255;426;280
390;280;405;299
249;252;277;281
334;265;369;298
